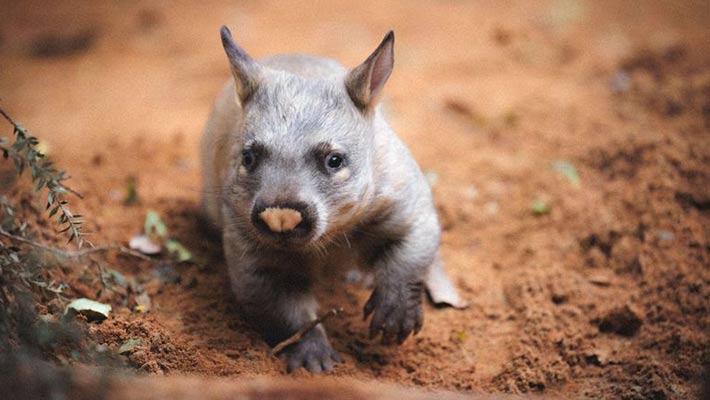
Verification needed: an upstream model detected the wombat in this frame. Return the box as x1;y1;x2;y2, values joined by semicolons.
201;26;465;373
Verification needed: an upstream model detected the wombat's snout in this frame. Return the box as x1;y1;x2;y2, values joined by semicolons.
251;201;315;238
259;208;302;232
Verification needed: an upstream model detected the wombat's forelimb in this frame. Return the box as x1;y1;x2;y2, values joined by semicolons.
357;211;439;344
223;226;341;372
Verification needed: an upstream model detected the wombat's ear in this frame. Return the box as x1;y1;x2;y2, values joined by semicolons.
345;31;394;110
220;25;260;104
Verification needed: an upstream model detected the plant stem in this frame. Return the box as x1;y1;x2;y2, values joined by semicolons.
0;227;152;261
0;107;18;127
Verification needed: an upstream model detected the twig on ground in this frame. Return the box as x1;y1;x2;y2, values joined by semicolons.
271;308;343;356
0;228;152;261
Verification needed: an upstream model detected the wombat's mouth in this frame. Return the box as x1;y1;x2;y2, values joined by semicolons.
252;213;313;237
248;202;319;249
252;230;319;251
249;216;318;250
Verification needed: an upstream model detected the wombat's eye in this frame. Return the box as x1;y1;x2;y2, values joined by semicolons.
241;149;256;170
325;152;345;171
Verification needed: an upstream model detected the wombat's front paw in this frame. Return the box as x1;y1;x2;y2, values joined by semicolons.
364;281;424;344
283;328;342;373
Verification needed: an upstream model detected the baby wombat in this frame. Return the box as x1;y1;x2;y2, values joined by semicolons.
201;26;464;373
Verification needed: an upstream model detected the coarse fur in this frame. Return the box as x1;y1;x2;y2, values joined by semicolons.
201;26;443;373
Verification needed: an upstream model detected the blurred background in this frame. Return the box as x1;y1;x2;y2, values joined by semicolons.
1;1;708;398
1;0;707;162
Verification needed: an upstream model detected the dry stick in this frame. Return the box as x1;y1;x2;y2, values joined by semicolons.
0;105;18;126
0;228;152;261
271;308;343;356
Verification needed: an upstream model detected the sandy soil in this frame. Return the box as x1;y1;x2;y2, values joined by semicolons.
1;0;709;398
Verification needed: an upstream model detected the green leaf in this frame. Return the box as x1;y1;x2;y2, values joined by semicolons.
165;239;192;262
15;158;25;175
452;330;467;343
118;338;142;354
531;198;551;215
144;210;168;239
123;176;138;206
35;180;43;192
552;160;581;188
64;298;111;321
105;268;128;287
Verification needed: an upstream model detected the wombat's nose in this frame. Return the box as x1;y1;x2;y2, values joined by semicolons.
259;207;302;233
251;201;314;237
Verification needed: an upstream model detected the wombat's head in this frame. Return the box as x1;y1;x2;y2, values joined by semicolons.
219;26;394;250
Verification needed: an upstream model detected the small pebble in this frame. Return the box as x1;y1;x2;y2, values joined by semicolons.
588;273;611;287
610;70;631;93
656;230;675;242
129;234;162;255
596;305;643;337
484;201;499;215
462;185;479;200
135;293;152;313
109;189;123;202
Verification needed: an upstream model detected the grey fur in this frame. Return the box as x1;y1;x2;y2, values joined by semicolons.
201;26;447;373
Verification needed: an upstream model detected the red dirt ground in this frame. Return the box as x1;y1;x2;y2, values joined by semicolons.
1;0;709;398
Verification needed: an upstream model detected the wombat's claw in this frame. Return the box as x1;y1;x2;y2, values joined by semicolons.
364;282;424;345
284;330;342;373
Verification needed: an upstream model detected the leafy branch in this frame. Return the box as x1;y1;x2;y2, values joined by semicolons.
0;107;87;247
